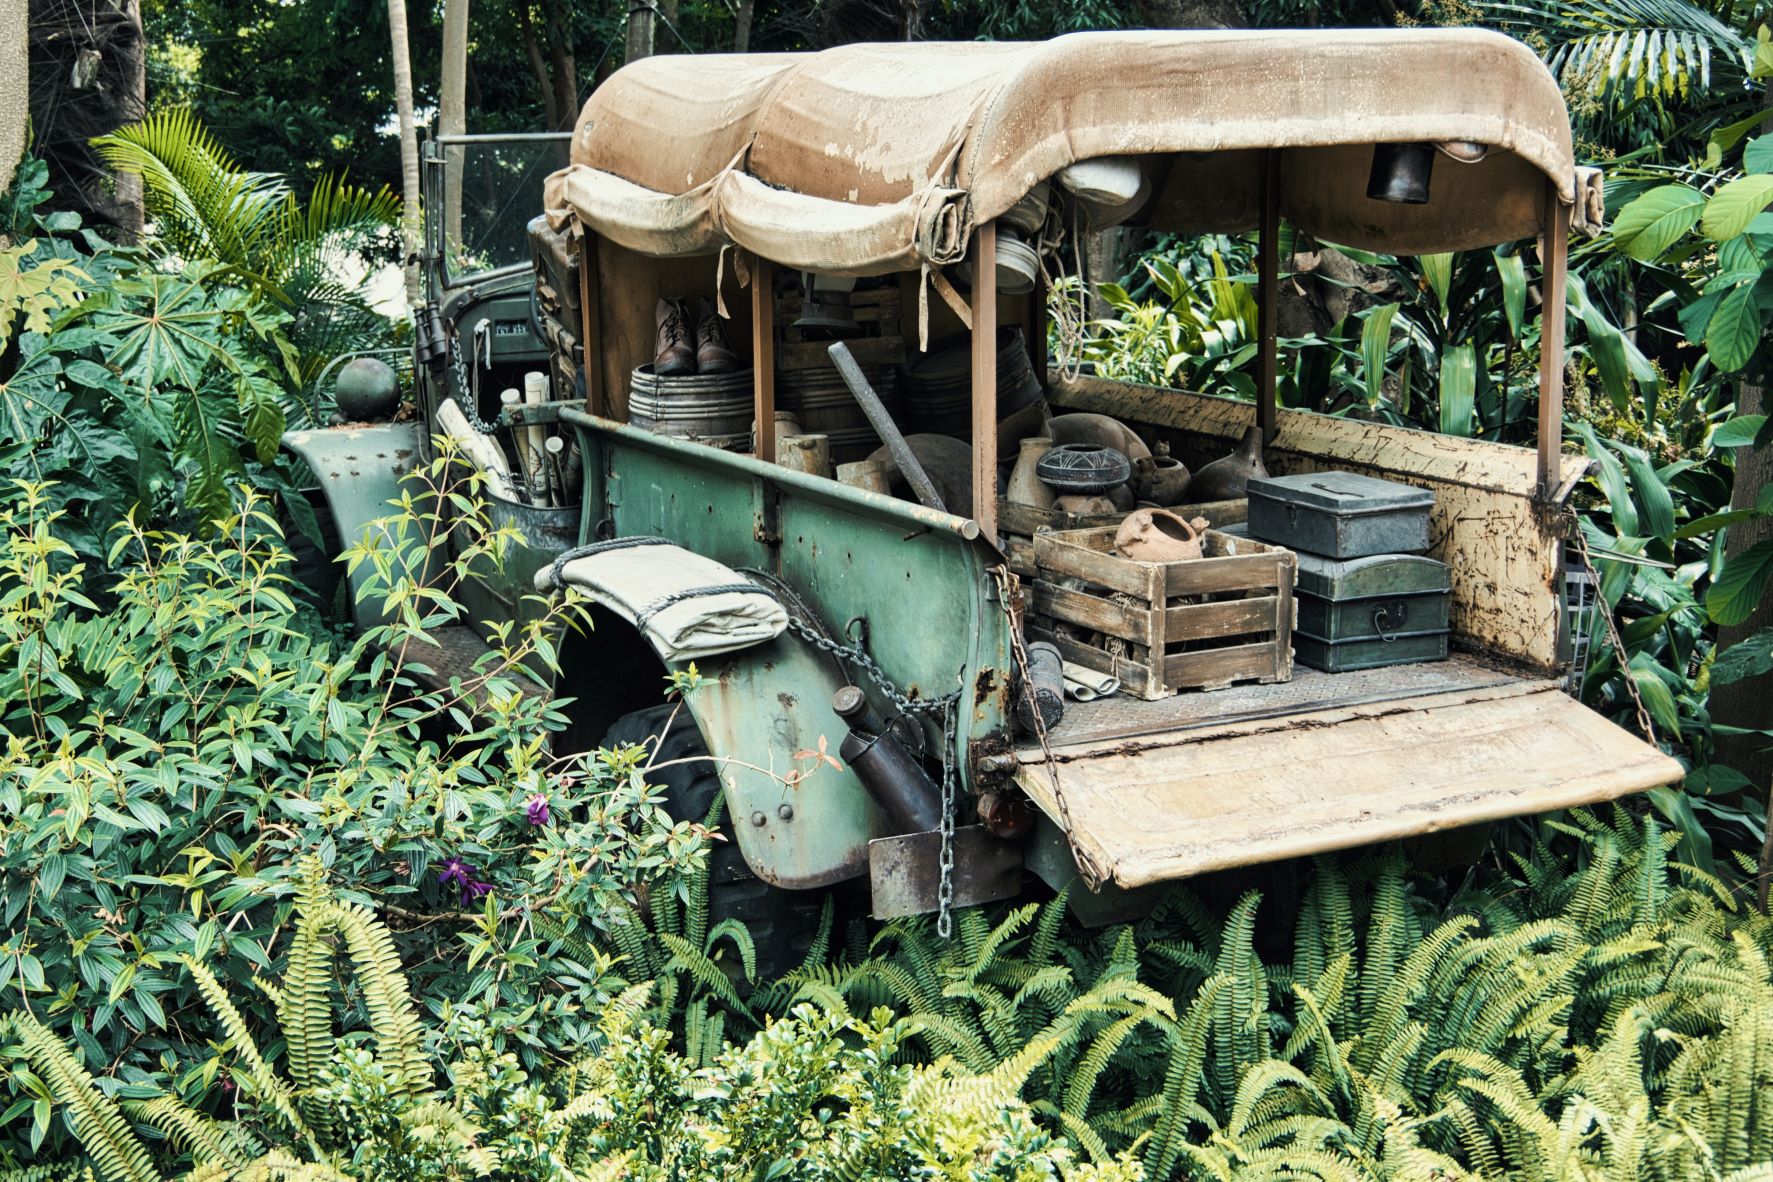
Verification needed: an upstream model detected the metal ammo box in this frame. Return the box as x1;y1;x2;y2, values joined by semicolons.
1247;471;1434;558
1291;550;1451;672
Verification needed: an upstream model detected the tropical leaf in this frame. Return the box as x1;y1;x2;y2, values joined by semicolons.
1439;343;1477;437
1610;184;1705;260
1704;174;1773;241
1706;538;1773;625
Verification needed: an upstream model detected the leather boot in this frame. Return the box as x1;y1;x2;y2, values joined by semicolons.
653;298;696;376
693;297;742;374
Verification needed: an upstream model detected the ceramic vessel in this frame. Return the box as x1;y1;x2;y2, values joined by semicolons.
1053;494;1117;517
1113;509;1211;563
1188;426;1269;502
1133;443;1192;505
1007;437;1057;509
1047;412;1151;462
1036;443;1133;494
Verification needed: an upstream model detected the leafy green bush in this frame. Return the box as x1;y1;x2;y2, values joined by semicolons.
0;457;714;1158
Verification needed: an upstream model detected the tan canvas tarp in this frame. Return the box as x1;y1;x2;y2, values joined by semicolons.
546;29;1591;275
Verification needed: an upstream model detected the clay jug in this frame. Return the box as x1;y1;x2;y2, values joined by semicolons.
1114;509;1210;562
1007;436;1057;509
1188;426;1268;502
1133;442;1192;505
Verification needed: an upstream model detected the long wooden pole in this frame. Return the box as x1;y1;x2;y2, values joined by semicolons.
1537;184;1569;498
971;222;999;544
577;232;602;414
752;257;776;463
1257;150;1280;446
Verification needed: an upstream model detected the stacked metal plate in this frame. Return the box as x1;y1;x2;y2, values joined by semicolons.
902;327;1044;438
628;364;753;452
777;364;902;463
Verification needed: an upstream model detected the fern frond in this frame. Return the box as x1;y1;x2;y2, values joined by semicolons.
11;1011;159;1182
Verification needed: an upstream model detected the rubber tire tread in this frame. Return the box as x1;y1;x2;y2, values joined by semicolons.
599;704;825;981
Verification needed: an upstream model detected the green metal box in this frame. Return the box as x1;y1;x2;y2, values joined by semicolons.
1247;471;1433;558
1291;550;1450;672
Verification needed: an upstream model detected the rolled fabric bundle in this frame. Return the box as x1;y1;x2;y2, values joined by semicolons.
535;538;787;661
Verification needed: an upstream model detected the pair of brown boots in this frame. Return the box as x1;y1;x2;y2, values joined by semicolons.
655;297;740;377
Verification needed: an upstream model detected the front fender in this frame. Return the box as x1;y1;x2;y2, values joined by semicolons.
282;422;435;632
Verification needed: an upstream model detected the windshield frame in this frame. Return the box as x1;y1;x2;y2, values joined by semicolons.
422;131;572;294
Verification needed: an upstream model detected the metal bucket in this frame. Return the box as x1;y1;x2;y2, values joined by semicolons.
628;364;753;449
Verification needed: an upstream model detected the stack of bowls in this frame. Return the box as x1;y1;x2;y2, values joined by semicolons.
901;327;1043;439
628;364;753;451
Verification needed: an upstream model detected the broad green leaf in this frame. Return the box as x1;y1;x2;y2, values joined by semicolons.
1576;421;1639;536
1747;135;1773;174
1706;538;1773;626
1439;343;1476;437
1704;282;1762;372
1493;249;1526;340
1360;303;1399;406
1420;253;1453;318
1714;414;1767;446
1701;174;1773;241
1615;443;1676;540
1711;626;1773;686
1610;185;1704;260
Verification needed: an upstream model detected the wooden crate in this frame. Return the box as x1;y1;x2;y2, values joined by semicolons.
1029;527;1295;700
775;289;905;370
1000;497;1250;581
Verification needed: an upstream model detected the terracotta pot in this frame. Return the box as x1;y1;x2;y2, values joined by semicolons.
837;459;892;493
777;433;831;478
1113;508;1211;562
1007;437;1057;509
1188;426;1269;502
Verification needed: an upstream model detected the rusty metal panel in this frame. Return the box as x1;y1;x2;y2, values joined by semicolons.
869;826;1023;919
1010;681;1683;888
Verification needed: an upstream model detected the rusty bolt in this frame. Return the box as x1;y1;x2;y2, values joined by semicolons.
776;803;794;821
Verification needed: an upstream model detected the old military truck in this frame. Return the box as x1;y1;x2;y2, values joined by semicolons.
288;30;1682;938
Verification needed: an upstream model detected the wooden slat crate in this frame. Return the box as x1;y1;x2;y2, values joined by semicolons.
1000;497;1251;581
1029;526;1296;700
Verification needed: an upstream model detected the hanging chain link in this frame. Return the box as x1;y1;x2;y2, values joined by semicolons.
778;613;966;935
989;564;1107;891
449;328;502;435
1565;507;1659;746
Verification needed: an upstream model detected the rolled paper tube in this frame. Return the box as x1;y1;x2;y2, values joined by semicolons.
1061;661;1120;700
522;372;550;506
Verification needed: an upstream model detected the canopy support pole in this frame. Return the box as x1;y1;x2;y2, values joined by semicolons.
1536;186;1569;498
752;256;777;464
1028;272;1048;385
577;231;603;414
972;221;999;544
1257;150;1280;446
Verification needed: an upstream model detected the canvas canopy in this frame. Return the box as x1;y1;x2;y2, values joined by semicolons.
544;28;1600;276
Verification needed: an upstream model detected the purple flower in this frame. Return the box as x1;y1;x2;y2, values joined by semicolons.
438;857;472;890
438;857;491;906
525;794;551;827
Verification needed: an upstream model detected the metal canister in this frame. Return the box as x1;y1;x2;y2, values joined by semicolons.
832;686;943;835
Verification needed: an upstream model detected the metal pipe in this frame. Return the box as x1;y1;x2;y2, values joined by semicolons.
827;340;948;514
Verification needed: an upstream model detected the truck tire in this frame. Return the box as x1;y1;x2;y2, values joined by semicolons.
599;704;827;983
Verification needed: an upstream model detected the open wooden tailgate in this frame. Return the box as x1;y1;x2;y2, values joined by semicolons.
1010;679;1683;888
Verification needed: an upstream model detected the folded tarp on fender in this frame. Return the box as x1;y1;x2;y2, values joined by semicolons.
535;538;788;661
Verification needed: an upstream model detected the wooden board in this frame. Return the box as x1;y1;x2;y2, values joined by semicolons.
1049;376;1588;671
1010;681;1683;887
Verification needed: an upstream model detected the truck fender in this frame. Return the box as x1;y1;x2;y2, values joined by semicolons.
281;423;438;632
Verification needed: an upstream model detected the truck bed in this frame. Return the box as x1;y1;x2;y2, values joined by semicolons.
1038;652;1525;750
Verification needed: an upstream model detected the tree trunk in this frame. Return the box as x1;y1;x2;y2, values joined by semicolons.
625;0;655;64
440;0;470;248
517;4;559;130
1711;378;1773;793
388;0;422;307
733;0;755;52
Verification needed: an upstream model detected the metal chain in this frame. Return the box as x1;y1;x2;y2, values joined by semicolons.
779;613;966;935
989;564;1107;891
1566;508;1659;745
449;329;502;435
